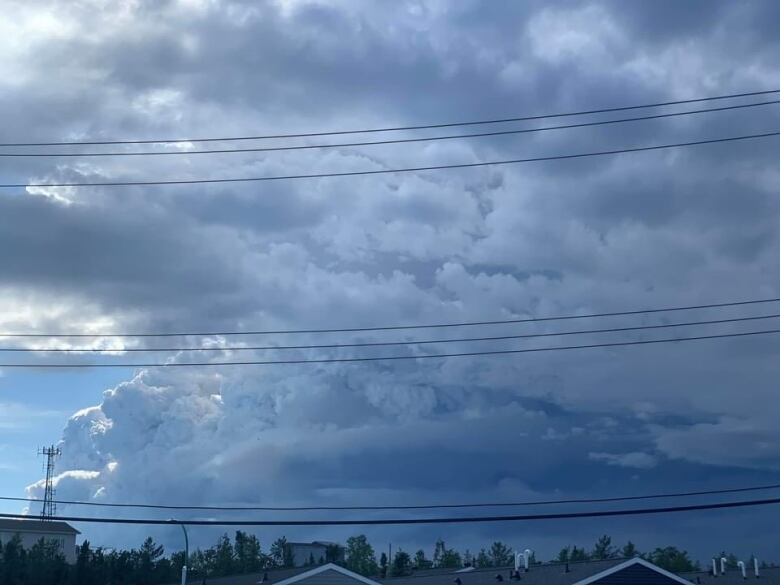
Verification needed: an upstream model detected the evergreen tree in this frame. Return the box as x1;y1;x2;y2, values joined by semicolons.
440;548;462;569
570;546;589;562
392;550;412;577
555;547;571;563
433;539;446;567
213;533;236;576
3;534;27;585
476;549;491;568
647;547;699;572
592;535;616;560
271;537;292;568
621;541;639;558
488;542;513;567
414;549;432;569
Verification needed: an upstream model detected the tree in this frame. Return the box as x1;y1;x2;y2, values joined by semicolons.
325;544;344;564
2;534;26;585
433;539;446;567
621;541;639;559
647;547;698;573
476;549;491;568
136;536;166;583
570;546;589;562
271;537;292;568
592;535;616;560
380;551;388;575
555;547;571;563
489;542;513;567
212;534;236;576
440;548;462;569
392;550;412;577
345;535;378;576
235;531;264;573
414;549;432;569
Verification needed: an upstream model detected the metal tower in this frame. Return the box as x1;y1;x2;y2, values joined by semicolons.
38;445;61;520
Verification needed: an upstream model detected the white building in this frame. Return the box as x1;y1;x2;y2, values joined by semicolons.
0;518;80;564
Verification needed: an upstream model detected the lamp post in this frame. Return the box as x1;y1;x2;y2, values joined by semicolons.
180;524;189;585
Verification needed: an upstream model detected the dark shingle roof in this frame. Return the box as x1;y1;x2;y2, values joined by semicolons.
175;565;311;585
0;518;80;534
680;566;780;585
386;559;629;585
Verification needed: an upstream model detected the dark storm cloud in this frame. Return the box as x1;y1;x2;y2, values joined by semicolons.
3;0;780;560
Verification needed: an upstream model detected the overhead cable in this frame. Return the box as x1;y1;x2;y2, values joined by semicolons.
2;297;778;338
2;328;779;368
2;497;779;525
2;88;778;147
6;312;780;353
3;100;778;157
6;482;780;512
4;131;779;189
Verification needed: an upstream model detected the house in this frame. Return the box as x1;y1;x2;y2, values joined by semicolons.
0;518;80;564
288;541;344;567
180;557;737;585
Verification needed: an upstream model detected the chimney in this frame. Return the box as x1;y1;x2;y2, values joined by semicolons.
738;561;746;580
754;557;760;579
721;557;728;575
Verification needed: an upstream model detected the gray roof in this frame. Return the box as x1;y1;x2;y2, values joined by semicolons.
0;518;80;535
387;559;629;585
178;565;311;585
680;566;780;585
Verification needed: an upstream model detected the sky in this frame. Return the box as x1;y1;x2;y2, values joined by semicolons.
1;0;780;564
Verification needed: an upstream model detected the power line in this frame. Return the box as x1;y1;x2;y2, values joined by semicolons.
2;328;779;368
4;100;778;158
5;482;780;512
2;88;778;147
1;497;779;525
2;297;778;339
7;313;780;353
4;130;778;189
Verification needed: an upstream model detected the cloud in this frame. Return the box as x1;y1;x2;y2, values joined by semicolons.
4;0;780;559
588;451;658;470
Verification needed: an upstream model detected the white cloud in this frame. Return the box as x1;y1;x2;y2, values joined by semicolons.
588;451;658;470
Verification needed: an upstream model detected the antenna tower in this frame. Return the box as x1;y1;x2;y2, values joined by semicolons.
38;445;61;520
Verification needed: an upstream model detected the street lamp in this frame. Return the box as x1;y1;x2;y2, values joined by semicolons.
180;524;189;585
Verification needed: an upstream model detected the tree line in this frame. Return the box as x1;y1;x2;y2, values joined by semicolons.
0;530;772;584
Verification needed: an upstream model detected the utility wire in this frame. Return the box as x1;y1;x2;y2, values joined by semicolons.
2;497;780;525
2;88;778;147
8;483;780;512
2;297;778;339
4;100;778;157
2;328;779;368
5;130;779;189
7;313;780;353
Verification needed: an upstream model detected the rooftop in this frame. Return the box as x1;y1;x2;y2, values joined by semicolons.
0;518;80;535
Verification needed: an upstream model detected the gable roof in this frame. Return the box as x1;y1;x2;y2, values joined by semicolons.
573;558;693;585
0;518;80;535
388;559;628;585
274;564;382;585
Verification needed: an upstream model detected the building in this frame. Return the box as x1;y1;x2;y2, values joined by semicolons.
288;541;344;567
0;518;80;564
174;556;780;585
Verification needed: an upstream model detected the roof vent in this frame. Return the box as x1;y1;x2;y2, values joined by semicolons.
721;557;728;575
510;570;521;580
564;563;570;574
262;572;269;582
738;561;746;580
495;574;503;582
712;559;718;577
754;557;760;579
454;578;462;585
